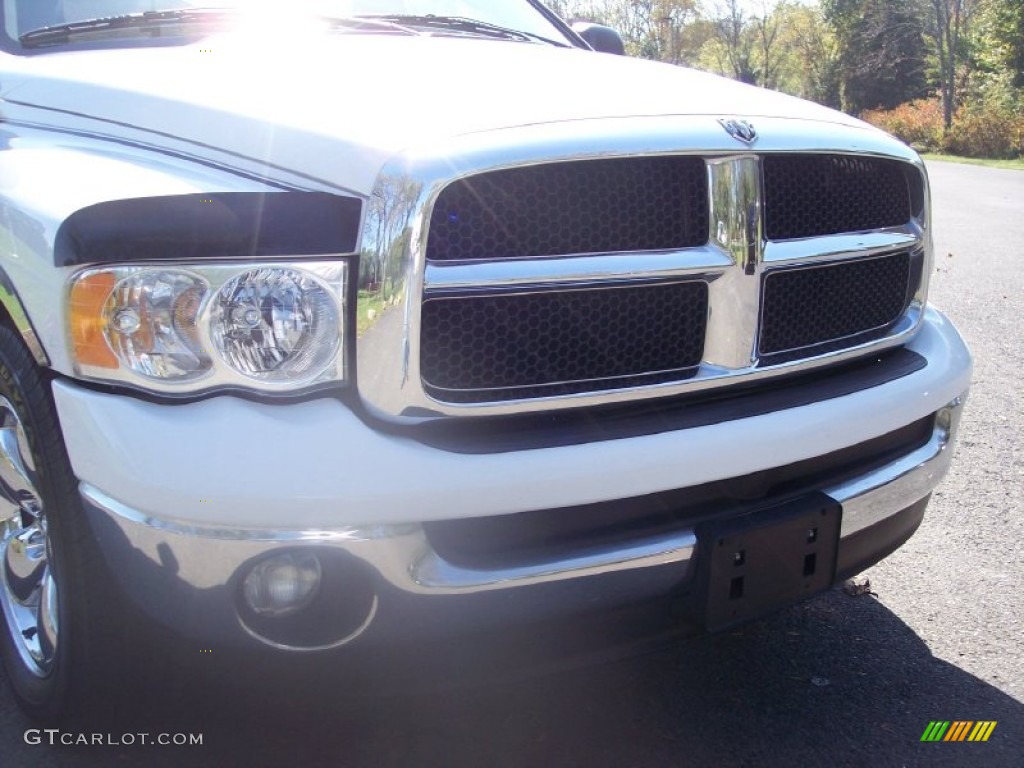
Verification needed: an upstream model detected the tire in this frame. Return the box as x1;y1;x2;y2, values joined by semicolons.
0;324;120;722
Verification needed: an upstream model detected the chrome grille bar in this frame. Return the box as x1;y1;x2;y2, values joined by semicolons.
702;155;762;370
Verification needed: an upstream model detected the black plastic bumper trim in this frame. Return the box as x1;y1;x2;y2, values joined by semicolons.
407;348;927;455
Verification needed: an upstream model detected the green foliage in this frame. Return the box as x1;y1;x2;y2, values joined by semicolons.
773;2;842;107
824;0;930;113
547;0;705;64
974;0;1023;87
542;0;1023;158
921;0;971;130
696;1;797;89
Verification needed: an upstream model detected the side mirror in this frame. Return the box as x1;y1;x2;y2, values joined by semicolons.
571;22;625;56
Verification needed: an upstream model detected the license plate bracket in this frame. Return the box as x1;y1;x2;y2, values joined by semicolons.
696;493;842;632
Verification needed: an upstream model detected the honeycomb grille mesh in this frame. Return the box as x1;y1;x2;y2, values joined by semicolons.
759;252;911;355
426;157;708;261
763;155;912;240
420;282;708;403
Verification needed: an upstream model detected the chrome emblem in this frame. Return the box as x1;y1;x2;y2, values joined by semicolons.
719;118;758;144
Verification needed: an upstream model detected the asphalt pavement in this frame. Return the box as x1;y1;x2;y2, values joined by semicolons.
1;159;1021;767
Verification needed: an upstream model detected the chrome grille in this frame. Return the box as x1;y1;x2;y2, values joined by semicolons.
356;121;930;420
763;155;912;240
426;156;708;261
760;252;913;356
420;281;708;403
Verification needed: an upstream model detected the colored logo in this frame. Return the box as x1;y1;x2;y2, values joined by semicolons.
920;721;997;742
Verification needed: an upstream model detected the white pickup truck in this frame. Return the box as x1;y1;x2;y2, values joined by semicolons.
0;0;971;720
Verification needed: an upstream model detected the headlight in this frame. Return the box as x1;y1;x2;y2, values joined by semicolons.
211;268;339;383
103;270;210;381
69;261;348;395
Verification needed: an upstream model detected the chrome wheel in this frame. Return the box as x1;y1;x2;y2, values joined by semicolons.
0;395;58;678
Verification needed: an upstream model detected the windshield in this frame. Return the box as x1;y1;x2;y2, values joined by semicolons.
3;0;573;49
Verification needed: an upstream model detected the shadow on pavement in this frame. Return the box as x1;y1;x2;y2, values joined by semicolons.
1;587;1021;767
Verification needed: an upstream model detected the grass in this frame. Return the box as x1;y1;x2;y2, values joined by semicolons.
921;153;1024;170
356;290;387;336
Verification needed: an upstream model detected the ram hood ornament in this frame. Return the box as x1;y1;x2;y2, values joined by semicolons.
719;118;758;144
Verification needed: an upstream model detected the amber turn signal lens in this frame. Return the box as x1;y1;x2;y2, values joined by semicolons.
69;272;118;368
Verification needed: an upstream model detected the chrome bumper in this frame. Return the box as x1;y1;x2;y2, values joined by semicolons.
81;397;963;652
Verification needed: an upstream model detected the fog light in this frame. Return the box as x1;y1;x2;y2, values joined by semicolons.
242;552;321;617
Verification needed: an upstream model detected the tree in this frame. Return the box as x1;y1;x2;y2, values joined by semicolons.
925;0;973;129
752;1;784;90
774;2;842;107
612;0;701;62
547;0;702;64
974;0;1024;87
705;0;758;83
699;1;809;91
824;0;930;113
545;1;609;25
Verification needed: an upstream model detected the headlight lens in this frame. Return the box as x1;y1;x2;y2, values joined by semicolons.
211;268;339;383
69;261;347;395
103;270;210;381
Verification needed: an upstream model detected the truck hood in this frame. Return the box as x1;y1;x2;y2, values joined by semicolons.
0;33;875;194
